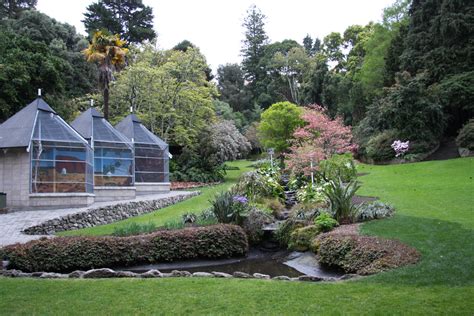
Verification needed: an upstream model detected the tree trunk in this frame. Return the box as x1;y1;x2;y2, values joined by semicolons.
103;88;109;120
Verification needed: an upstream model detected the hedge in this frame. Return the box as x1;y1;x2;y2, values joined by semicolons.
2;224;248;272
315;234;420;275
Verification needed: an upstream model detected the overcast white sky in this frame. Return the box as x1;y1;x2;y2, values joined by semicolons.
36;0;394;73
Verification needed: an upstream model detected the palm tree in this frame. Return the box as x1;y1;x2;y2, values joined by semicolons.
83;31;128;119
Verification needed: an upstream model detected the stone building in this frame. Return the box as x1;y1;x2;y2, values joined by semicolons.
0;98;94;209
115;114;170;194
71;108;136;202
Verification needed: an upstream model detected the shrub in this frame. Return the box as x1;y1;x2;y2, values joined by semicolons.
296;183;327;204
314;212;339;232
275;218;309;246
456;119;474;150
356;202;395;222
236;171;284;201
315;234;420;275
113;222;157;237
319;153;357;182
366;130;399;161
210;190;250;224
182;212;198;224
324;178;361;223
2;224;248;272
288;225;320;251
242;209;273;245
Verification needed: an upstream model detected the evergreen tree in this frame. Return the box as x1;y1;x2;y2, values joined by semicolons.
241;5;269;103
83;0;156;44
0;0;36;19
217;63;252;113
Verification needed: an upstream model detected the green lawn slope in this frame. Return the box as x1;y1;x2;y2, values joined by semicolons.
1;158;473;315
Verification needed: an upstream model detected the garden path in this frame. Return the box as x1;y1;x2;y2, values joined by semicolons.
0;191;194;247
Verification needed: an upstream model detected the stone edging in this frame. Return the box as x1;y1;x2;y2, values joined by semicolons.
22;192;200;235
0;267;359;282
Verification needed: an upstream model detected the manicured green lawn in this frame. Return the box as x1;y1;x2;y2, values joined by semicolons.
1;158;473;315
58;160;254;236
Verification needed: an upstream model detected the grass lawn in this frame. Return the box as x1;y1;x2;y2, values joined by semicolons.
58;160;254;236
1;158;473;315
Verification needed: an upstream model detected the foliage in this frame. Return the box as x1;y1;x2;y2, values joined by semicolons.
112;222;156;237
391;140;410;157
209;190;250;225
296;183;327;204
356;202;395;222
83;0;156;44
319;153;357;182
199;120;251;166
244;122;262;153
0;10;97;121
213;99;247;131
288;225;320;251
236;170;284;201
365;130;400;162
242;208;273;245
109;44;217;148
83;30;128;119
2;225;248;272
286;105;356;175
258;101;304;153
324;178;361;223
316;233;420;275
216;64;252;114
275;218;309;246
456;119;474;150
0;0;36;18
314;212;339;232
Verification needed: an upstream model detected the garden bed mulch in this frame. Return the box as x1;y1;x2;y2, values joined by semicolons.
351;195;378;205
171;182;221;190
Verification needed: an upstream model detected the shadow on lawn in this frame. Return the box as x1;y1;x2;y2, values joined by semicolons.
360;214;474;287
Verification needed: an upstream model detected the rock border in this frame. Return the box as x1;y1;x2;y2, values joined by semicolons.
0;267;359;282
22;192;200;235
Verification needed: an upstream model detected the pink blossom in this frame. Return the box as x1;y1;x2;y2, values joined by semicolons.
391;140;409;157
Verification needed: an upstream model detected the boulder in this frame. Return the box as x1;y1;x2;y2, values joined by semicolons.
272;275;291;281
298;275;324;282
192;272;214;278
233;271;252;279
253;273;270;280
2;269;21;277
339;274;360;280
140;269;162;278
171;270;191;277
83;268;117;278
40;272;67;279
68;270;85;278
212;272;232;278
116;271;138;278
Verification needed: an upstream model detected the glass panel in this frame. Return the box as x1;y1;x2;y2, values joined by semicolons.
31;160;86;183
135;157;164;172
93;144;134;187
95;175;133;187
135;172;167;183
135;147;164;158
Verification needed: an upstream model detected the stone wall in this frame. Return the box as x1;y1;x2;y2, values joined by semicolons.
23;192;200;235
0;149;30;208
94;187;136;202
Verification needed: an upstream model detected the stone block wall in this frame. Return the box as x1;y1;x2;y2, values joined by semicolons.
94;187;136;202
0;149;30;208
135;182;171;195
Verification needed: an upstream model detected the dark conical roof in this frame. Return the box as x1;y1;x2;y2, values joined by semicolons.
0;98;82;149
71;108;131;145
115;114;168;149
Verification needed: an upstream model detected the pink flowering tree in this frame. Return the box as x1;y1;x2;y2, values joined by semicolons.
286;105;357;176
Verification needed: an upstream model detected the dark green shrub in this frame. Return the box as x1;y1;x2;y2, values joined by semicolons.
315;234;420;275
2;224;248;272
456;119;474;150
113;222;157;237
356;202;395;222
242;209;273;245
366;130;399;161
275;218;309;246
324;178;361;223
288;225;320;251
236;170;284;201
320;153;357;182
296;183;327;204
314;212;339;232
210;190;249;224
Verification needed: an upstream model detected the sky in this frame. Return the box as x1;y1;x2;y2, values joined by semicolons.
36;0;395;73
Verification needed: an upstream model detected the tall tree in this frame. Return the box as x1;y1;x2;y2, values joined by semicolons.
83;31;128;119
241;5;269;102
216;63;251;113
0;0;36;19
83;0;156;44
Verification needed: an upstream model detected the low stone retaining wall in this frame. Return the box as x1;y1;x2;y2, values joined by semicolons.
0;267;359;282
22;192;200;235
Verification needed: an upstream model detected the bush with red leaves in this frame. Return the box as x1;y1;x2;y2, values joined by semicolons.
2;224;248;272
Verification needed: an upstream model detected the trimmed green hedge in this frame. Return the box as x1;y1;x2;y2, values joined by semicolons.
2;224;248;272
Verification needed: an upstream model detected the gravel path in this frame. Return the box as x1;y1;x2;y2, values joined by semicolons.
0;191;194;247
